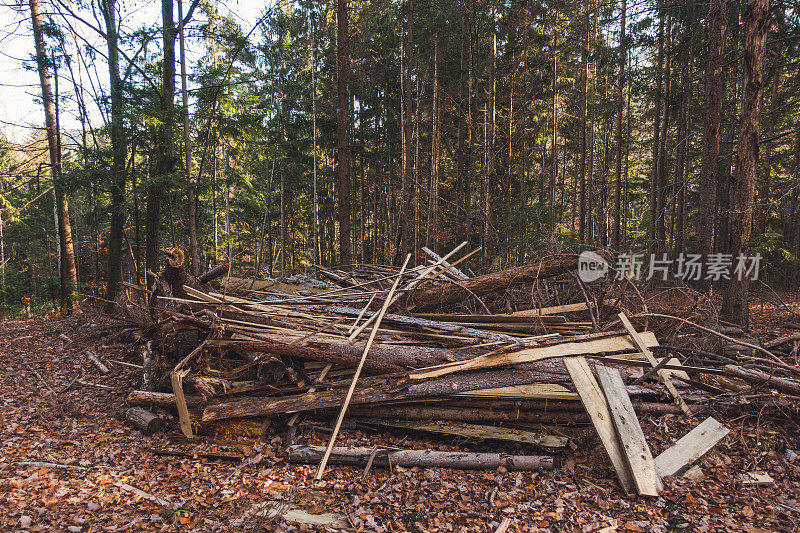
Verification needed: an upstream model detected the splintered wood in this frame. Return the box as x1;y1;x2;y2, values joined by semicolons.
129;246;746;485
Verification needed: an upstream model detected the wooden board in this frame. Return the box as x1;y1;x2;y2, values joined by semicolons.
455;383;579;401
357;419;568;450
654;417;729;477
171;369;193;439
410;331;659;381
617;312;691;415
564;357;636;496
596;365;663;496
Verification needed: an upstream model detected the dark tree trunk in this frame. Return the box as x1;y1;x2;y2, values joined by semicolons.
612;0;626;249
336;0;352;266
101;0;126;305
696;0;727;287
147;0;177;275
721;0;770;327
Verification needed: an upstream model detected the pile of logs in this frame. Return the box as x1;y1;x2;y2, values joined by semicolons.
123;245;800;492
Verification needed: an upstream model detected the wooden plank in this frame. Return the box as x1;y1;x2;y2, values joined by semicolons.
422;246;470;279
596;365;663;496
455;383;579;401
564;356;636;496
171;368;193;439
358;419;568;449
654;417;729;477
410;331;658;381
617;312;692;415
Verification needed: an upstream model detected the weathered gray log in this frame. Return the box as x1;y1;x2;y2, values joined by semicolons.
84;350;109;374
724;365;800;396
127;390;204;408
396;255;580;311
202;369;557;421
288;445;554;471
125;407;164;435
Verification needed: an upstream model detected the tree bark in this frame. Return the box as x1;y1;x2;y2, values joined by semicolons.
101;0;126;305
697;0;728;286
147;0;177;275
612;0;626;249
398;255;579;311
336;0;352;266
202;368;561;421
288;445;554;471
29;0;78;315
177;0;199;275
721;0;770;327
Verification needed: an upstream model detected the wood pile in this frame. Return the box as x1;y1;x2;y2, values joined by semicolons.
122;245;800;497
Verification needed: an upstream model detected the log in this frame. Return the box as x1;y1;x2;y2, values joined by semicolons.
287;445;554;471
202;369;561;421
397;254;580;311
198;262;231;284
723;365;800;396
125;407;164;435
84;350;109;374
206;337;479;375
127;390;204;408
348;404;590;425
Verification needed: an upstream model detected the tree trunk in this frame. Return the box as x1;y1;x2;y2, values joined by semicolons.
650;11;664;246
756;66;779;235
612;0;626;249
336;0;352;266
202;368;567;421
654;15;672;252
101;0;126;305
147;0;177;275
721;0;770;327
29;0;78;315
696;0;727;287
288;445;554;471
177;0;199;275
456;5;469;237
398;255;579;311
427;33;440;251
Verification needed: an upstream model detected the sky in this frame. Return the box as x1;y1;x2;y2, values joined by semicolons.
0;0;270;144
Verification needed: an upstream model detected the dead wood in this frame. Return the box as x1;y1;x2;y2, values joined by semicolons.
397;254;580;311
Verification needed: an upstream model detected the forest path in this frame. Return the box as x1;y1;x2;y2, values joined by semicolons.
0;314;798;531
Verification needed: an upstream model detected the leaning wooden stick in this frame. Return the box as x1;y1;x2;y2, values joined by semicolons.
618;312;692;416
316;254;412;480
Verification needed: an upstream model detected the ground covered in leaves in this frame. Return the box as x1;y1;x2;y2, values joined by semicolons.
3;300;800;532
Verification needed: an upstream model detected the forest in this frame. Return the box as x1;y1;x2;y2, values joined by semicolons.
0;0;797;327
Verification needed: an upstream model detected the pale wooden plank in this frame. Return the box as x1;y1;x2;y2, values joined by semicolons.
617;312;692;415
654;417;729;477
360;419;568;449
564;357;636;496
171;369;193;439
455;383;580;401
596;365;663;496
410;331;658;380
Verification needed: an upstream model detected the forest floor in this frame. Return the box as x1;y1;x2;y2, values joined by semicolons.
2;293;800;532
